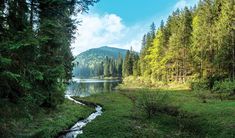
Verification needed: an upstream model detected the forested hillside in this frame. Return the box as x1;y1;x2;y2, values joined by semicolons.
73;46;128;78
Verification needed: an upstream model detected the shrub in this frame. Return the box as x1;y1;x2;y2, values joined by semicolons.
176;111;207;135
212;79;235;94
136;92;179;118
190;79;209;91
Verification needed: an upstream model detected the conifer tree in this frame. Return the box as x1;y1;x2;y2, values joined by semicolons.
117;53;123;77
0;0;98;107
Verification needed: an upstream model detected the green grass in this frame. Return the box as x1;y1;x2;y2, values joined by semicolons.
74;93;134;138
0;99;94;138
75;88;235;138
1;82;234;138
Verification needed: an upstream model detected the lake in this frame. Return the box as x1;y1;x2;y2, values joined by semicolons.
66;78;121;97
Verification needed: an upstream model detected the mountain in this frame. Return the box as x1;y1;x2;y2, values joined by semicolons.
73;46;128;77
74;46;127;67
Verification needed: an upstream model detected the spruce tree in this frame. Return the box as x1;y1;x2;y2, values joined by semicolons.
117;53;123;77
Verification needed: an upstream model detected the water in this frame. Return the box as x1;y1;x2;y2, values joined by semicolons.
66;78;121;97
59;95;102;138
58;78;121;138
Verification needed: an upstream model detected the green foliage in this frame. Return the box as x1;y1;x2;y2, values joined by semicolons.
0;99;94;137
117;52;123;77
133;58;140;77
0;56;12;66
1;71;20;81
132;0;234;90
176;111;207;135
73;46;127;78
190;79;209;90
0;0;98;107
136;92;172;118
123;49;139;77
123;50;132;76
213;79;235;94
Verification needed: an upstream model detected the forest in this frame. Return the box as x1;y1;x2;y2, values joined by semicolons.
0;0;98;107
85;50;139;78
0;0;99;137
73;46;130;78
75;53;124;78
0;0;234;137
122;0;235;93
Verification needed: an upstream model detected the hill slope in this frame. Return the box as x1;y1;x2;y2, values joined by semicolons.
74;46;127;66
73;46;128;77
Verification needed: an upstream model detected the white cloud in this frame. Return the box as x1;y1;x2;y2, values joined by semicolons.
174;0;198;10
71;13;145;56
71;1;201;56
174;0;187;9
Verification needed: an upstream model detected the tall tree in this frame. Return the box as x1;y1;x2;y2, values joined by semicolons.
0;0;98;107
133;54;140;77
104;56;110;77
117;53;123;77
191;0;215;79
213;0;235;79
123;50;132;77
150;22;156;39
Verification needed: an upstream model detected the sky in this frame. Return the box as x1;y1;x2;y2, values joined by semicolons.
72;0;199;56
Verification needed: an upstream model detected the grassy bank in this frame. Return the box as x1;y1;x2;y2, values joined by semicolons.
118;76;190;90
0;99;94;137
75;87;235;137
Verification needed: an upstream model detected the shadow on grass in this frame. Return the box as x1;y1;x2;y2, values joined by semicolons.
120;90;217;137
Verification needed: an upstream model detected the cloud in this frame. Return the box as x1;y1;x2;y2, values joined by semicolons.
71;13;145;56
174;0;198;10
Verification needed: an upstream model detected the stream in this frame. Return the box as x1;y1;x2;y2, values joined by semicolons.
58;95;102;138
58;78;121;138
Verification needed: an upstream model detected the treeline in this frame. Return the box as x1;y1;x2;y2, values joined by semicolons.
0;0;98;107
123;48;140;77
81;53;124;78
84;49;140;79
124;0;234;88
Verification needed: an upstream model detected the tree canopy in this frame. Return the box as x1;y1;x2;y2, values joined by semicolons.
0;0;98;107
123;0;234;85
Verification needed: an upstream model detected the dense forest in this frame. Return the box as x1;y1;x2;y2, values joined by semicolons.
76;55;123;78
123;0;234;92
73;46;127;78
0;0;98;107
77;50;139;78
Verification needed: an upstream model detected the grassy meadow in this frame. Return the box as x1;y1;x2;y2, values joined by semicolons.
74;80;235;138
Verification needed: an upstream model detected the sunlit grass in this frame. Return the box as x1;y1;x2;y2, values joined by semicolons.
75;87;235;137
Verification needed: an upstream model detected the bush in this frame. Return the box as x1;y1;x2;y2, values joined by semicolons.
212;79;235;94
176;111;207;135
136;92;179;118
190;79;209;90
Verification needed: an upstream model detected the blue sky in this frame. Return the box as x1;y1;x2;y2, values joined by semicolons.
72;0;199;55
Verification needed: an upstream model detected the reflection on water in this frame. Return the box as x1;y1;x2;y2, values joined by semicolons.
66;78;121;97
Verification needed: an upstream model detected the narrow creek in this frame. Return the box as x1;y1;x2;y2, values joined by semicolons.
57;78;120;138
58;95;102;138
